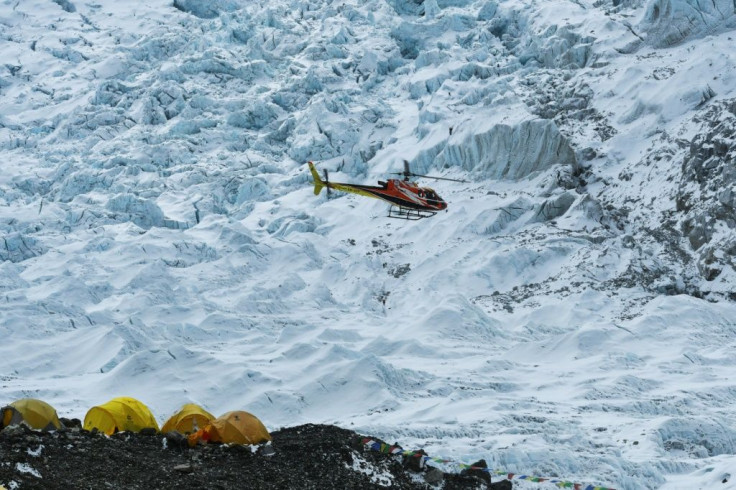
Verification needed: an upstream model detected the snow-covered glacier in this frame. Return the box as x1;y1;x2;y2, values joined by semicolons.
2;0;736;488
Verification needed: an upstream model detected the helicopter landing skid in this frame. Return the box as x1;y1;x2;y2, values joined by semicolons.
387;206;437;220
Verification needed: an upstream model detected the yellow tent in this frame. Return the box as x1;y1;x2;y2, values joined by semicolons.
161;403;214;434
83;397;159;435
1;398;62;431
188;410;271;446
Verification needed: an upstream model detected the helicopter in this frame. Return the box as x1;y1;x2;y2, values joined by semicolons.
308;160;465;220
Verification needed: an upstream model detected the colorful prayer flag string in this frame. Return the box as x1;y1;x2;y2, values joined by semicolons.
361;438;616;490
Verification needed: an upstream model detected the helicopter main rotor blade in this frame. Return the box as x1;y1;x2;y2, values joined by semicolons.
408;173;468;183
399;160;466;182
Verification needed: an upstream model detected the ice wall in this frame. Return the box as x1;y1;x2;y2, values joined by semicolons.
640;0;736;47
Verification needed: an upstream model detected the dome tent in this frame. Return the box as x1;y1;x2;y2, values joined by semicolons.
1;398;62;431
162;403;215;434
188;410;271;446
83;397;159;435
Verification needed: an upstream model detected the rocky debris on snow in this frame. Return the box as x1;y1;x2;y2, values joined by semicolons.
677;99;736;283
0;423;512;489
519;76;618;145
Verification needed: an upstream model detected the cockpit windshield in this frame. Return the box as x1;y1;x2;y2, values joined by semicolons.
424;189;441;202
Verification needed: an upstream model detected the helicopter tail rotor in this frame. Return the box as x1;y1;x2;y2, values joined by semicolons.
308;161;325;196
322;169;332;197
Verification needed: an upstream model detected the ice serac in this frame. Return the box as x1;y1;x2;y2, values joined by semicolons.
0;233;46;263
640;0;736;47
437;115;577;180
52;0;76;13
106;194;166;230
172;0;238;19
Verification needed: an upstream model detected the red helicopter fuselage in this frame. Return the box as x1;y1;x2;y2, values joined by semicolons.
308;162;447;215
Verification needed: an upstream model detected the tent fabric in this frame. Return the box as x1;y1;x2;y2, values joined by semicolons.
83;397;159;435
161;403;215;434
1;399;62;431
188;410;271;446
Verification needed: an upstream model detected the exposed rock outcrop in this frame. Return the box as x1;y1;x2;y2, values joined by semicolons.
677;99;736;281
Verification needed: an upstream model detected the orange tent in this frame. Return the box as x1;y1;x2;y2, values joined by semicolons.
162;403;214;434
188;410;271;446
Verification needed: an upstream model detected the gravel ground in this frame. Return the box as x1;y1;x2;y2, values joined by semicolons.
0;422;512;489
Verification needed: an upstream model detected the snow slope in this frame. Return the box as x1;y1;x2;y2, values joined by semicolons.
2;0;736;488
